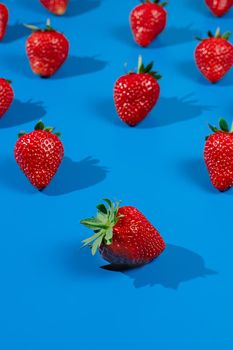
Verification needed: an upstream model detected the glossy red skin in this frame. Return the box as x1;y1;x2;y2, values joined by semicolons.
195;38;233;83
26;30;69;77
40;0;69;15
205;0;233;16
204;132;233;191
130;2;167;47
114;73;160;126
0;79;14;118
14;131;64;190
99;206;166;266
0;3;8;40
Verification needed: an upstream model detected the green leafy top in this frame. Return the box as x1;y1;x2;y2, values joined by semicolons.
137;55;162;80
18;120;62;138
196;27;231;41
80;199;123;255
141;0;168;7
24;18;55;32
207;118;233;137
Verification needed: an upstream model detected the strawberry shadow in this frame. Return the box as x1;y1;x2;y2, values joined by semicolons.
0;99;46;128
65;0;102;16
102;244;217;289
1;23;29;43
43;156;108;196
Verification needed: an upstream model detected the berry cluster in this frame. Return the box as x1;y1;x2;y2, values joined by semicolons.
0;0;233;267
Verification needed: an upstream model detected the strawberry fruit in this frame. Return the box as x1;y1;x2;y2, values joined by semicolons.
0;3;8;40
81;199;166;266
195;28;233;83
26;19;69;78
205;0;233;17
204;118;233;192
130;0;167;47
114;56;161;126
0;78;14;119
14;121;64;190
40;0;69;15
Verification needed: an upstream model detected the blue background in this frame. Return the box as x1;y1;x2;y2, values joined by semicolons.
0;0;233;348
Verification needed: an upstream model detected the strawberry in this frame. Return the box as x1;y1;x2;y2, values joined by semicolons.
81;199;166;266
14;121;64;190
26;19;69;78
39;0;69;15
205;0;233;17
0;78;14;119
204;118;233;192
114;56;161;126
130;0;167;47
195;28;233;83
0;3;8;40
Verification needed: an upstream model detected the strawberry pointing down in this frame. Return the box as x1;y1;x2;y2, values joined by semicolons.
40;0;69;15
0;78;14;119
81;199;166;266
205;0;233;17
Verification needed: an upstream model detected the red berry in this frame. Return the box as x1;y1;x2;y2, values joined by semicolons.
81;199;166;266
205;0;233;17
0;3;8;40
130;0;167;47
26;19;69;78
114;56;161;126
14;121;64;190
204;119;233;191
40;0;69;15
0;78;14;119
195;29;233;83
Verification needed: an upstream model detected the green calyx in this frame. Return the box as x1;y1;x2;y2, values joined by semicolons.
24;18;54;32
196;27;231;41
207;118;233;138
18;120;62;138
142;0;168;7
137;55;162;80
80;199;123;256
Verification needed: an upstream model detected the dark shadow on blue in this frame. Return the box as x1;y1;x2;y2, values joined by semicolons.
102;244;217;289
66;0;102;16
0;99;46;128
153;25;202;48
2;23;29;43
0;157;36;194
53;55;108;79
44;156;108;196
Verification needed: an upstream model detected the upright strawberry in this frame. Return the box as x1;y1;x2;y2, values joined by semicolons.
204;118;233;192
130;0;167;47
114;56;161;126
39;0;69;15
195;28;233;83
26;19;69;78
0;78;14;119
205;0;233;17
14;121;64;190
0;3;8;40
81;199;166;266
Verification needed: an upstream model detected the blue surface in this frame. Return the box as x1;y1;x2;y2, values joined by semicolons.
0;0;233;349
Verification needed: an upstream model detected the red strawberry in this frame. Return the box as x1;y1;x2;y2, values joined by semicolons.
130;0;167;47
204;118;233;192
205;0;233;17
114;56;161;126
26;19;69;78
81;199;166;266
14;121;64;190
195;28;233;83
39;0;69;15
0;78;14;118
0;3;8;40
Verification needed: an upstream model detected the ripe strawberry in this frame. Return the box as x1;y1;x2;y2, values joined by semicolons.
39;0;69;15
26;19;69;78
81;199;166;266
205;0;233;17
14;121;64;190
0;3;8;40
114;56;161;126
204;118;233;192
130;0;167;47
195;28;233;83
0;79;14;119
